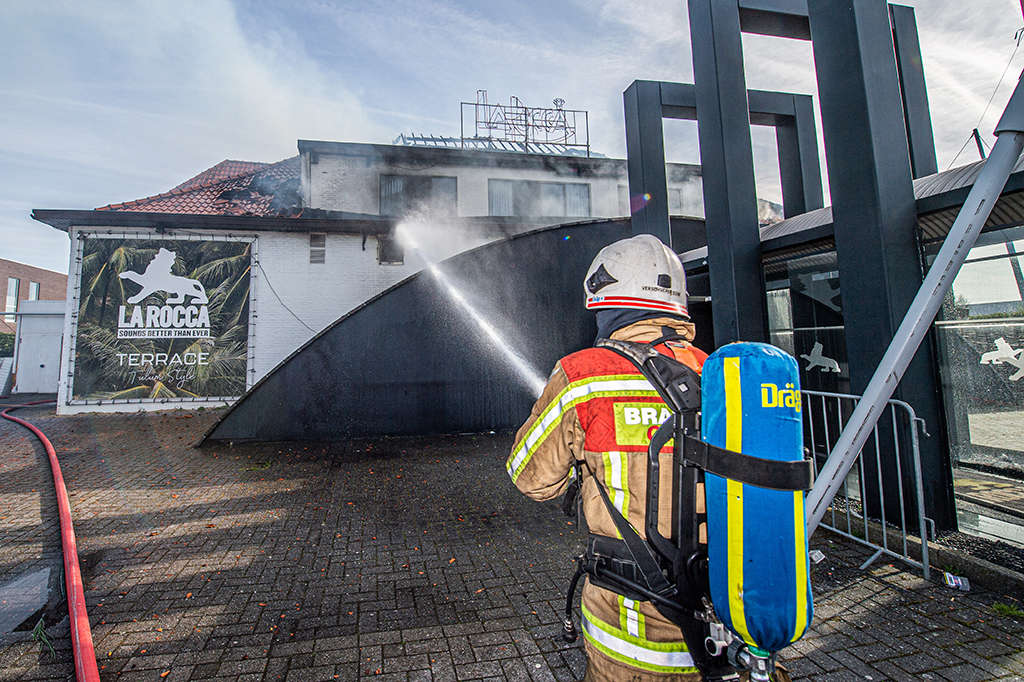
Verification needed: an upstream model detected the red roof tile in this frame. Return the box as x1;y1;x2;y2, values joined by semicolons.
96;156;301;217
172;159;270;192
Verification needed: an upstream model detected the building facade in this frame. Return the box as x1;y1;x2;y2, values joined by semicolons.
0;258;67;335
299;139;706;222
33;140;713;414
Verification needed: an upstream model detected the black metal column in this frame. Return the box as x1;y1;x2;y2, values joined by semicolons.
776;94;824;217
890;4;938;178
808;0;955;530
689;0;767;344
624;80;673;246
625;81;823;246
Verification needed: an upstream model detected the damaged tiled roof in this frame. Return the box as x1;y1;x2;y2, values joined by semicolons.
172;159;270;192
96;156;301;217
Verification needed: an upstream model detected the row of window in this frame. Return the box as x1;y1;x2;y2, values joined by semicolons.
486;179;590;218
5;278;40;323
306;174;701;266
378;174;593;219
376;174;704;220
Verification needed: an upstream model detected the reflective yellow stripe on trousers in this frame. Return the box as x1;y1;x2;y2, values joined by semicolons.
581;603;697;674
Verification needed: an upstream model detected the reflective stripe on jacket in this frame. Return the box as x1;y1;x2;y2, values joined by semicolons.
507;318;707;679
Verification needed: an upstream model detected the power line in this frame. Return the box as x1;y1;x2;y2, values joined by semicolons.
255;260;316;333
976;31;1024;131
946;135;976;171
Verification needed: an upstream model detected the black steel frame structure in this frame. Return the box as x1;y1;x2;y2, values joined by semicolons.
624;80;824;346
623;0;952;528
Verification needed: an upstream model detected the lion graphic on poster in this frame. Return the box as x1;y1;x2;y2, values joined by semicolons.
119;248;209;305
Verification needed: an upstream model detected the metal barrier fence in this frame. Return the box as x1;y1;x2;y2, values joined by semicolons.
803;390;932;580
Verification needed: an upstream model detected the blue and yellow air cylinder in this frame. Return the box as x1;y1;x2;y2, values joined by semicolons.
701;342;812;654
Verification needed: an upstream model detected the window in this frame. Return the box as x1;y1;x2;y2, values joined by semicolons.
763;247;848;394
28;282;40;300
377;235;404;265
309;233;326;264
488;180;514;216
668;188;683;215
618;185;629;216
486;180;591;218
379;175;457;217
5;278;18;323
931;229;1024;474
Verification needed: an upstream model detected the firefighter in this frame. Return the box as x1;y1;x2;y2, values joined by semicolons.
507;234;790;682
507;234;707;681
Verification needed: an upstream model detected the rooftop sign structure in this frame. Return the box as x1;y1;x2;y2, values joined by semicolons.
459;90;591;157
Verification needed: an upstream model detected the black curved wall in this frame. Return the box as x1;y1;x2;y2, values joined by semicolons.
203;219;632;442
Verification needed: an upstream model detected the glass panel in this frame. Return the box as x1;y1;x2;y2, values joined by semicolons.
618;185;629;216
933;232;1024;475
668;188;683;215
5;278;18;323
678;180;704;218
430;177;458;216
513;181;542;216
28;282;40;301
381;175;457;217
540;183;565;216
488;180;514;216
766;288;795;356
764;250;849;394
379;175;405;216
765;248;849;474
377;235;404;265
565;184;591;217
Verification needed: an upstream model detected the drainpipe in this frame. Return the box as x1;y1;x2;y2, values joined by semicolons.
806;75;1024;535
11;310;21;393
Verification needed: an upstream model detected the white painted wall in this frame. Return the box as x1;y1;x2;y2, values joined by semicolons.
53;146;706;415
254;223;505;377
254;232;410;378
56;225;503;413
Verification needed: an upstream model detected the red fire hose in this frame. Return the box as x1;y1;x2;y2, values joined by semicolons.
1;401;100;682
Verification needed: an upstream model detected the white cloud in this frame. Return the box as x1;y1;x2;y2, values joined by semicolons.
2;0;1021;272
0;0;386;271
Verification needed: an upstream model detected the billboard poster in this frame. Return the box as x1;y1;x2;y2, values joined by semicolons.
71;236;253;402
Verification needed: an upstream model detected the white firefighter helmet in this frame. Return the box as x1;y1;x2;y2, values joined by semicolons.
584;234;688;317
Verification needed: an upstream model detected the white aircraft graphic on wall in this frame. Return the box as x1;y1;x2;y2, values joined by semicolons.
979;337;1024;381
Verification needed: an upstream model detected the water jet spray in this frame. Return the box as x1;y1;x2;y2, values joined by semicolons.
395;223;546;398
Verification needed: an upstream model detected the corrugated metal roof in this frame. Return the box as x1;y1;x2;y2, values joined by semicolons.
681;158;1024;265
912;155;1024;197
761;206;832;241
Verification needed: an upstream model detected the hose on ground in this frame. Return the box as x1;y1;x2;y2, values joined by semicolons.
1;401;100;682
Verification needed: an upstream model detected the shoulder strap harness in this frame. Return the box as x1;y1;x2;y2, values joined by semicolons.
558;335;813;681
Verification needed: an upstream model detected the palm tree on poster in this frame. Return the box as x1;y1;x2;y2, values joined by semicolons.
78;240;153;327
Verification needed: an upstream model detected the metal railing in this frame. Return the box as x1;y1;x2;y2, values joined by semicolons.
803;390;932;580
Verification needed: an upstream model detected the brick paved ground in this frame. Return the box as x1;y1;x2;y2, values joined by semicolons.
1;405;1022;681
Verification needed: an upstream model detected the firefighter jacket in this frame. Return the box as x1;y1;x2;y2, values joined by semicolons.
508;318;708;681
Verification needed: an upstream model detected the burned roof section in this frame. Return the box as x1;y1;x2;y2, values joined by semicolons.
96;156;301;217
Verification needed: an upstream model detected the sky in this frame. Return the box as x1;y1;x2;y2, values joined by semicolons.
2;0;1022;274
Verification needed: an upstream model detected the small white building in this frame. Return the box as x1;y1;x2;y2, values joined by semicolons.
8;300;65;394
